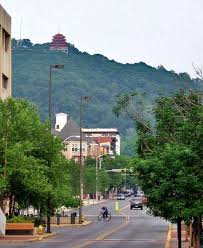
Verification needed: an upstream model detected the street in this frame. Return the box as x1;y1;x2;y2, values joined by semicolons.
0;198;169;248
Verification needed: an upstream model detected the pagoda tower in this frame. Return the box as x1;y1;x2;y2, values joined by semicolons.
50;33;68;53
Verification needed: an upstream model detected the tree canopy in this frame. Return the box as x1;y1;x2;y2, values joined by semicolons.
0;98;76;216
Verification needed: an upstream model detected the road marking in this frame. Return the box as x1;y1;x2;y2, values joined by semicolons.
85;214;126;217
165;224;172;248
72;211;129;248
96;213;129;240
120;204;129;211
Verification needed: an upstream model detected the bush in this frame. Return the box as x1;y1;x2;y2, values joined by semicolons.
6;216;33;223
34;217;46;227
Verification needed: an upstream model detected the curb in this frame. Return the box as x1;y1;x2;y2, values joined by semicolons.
38;232;56;241
0;233;56;243
52;220;93;227
0;237;39;243
165;224;172;248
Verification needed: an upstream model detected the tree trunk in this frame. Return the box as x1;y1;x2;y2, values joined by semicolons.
46;198;51;233
0;197;4;212
192;217;201;248
11;197;15;216
8;194;13;218
0;195;8;213
177;217;182;248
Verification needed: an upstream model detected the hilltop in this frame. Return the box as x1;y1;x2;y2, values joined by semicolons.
11;39;201;154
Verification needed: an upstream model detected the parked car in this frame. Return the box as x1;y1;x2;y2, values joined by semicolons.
130;197;143;210
123;192;131;197
116;194;125;200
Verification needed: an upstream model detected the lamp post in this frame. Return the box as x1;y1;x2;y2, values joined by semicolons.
95;153;113;201
49;64;64;121
96;156;99;202
47;64;64;233
79;96;91;224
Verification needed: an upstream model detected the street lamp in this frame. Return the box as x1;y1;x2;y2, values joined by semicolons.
47;64;64;233
79;96;91;224
49;64;64;121
95;153;114;201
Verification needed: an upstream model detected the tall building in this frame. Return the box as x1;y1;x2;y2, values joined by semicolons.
50;33;68;53
0;5;11;99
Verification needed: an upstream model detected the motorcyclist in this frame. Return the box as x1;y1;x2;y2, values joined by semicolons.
101;206;108;219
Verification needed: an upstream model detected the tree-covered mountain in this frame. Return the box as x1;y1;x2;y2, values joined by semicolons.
11;39;202;154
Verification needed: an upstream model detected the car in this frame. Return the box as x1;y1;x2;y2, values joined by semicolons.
116;194;125;200
130;197;143;210
123;192;131;197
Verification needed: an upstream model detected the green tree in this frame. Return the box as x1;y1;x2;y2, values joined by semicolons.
0;98;50;214
114;91;203;248
0;98;74;223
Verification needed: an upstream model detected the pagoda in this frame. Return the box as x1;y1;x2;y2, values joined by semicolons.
50;33;68;53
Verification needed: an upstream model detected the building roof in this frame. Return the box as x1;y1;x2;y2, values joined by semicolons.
93;137;114;143
50;33;68;50
82;128;119;134
64;136;81;142
59;116;80;140
51;128;60;136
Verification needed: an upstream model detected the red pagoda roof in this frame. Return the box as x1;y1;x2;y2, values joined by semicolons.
50;33;68;51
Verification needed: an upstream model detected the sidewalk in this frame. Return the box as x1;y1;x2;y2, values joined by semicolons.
168;224;190;248
83;198;106;206
0;199;106;243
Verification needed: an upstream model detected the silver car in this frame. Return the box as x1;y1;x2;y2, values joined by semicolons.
116;194;125;200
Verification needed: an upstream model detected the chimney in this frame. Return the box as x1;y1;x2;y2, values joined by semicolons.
55;113;68;131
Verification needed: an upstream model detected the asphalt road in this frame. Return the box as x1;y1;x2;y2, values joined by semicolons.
0;198;169;248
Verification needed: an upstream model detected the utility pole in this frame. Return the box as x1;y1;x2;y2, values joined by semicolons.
47;64;64;233
79;96;91;224
95;157;98;202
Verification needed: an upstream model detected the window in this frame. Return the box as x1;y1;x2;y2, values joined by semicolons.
72;144;78;152
56;124;59;129
2;74;8;100
64;145;68;152
2;29;10;52
71;144;85;152
2;75;7;89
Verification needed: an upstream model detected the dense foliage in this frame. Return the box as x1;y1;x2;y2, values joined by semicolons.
68;155;134;197
0;98;77;218
115;91;203;247
12;39;201;155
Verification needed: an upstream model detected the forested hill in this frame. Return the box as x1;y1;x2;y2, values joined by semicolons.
12;39;201;154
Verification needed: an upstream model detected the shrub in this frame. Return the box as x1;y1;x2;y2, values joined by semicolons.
34;217;46;227
6;216;33;223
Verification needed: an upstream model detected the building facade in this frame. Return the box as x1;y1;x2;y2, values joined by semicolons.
52;113;88;162
0;5;11;99
82;128;121;156
52;113;121;162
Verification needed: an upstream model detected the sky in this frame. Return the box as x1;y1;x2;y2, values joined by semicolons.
1;0;203;77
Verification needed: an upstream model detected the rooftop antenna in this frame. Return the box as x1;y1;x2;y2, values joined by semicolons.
20;16;22;40
57;24;60;34
17;17;22;48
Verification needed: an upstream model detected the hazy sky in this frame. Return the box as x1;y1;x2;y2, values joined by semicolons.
1;0;203;77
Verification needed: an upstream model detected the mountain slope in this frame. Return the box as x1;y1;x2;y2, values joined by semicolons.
12;40;201;153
